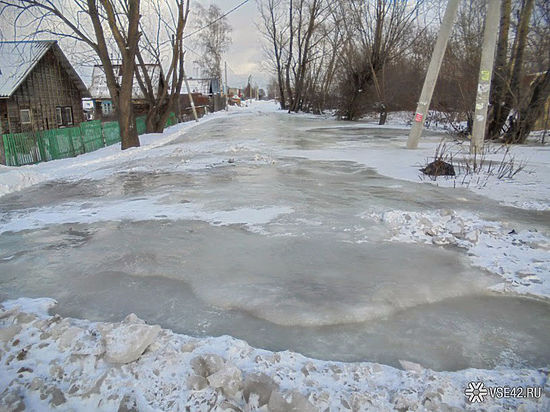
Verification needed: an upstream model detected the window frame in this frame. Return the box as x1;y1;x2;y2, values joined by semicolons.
56;107;63;126
20;109;32;125
63;106;73;126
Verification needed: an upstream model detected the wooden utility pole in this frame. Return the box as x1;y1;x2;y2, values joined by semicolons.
183;70;199;122
471;0;501;153
225;62;229;111
406;0;460;149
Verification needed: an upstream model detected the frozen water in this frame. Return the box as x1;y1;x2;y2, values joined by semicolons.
1;112;549;371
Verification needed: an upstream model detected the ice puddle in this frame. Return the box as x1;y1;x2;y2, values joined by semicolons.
1;220;548;371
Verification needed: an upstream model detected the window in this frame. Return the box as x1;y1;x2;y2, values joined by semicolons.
20;109;31;124
102;101;113;115
56;107;63;126
63;107;73;126
56;106;74;127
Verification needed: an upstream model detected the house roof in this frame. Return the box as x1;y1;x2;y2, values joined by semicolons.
89;64;161;100
0;40;90;98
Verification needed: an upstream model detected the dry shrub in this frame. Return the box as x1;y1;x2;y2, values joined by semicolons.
419;139;527;187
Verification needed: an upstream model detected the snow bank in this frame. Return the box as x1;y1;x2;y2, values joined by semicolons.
364;209;550;299
283;136;550;211
0;166;47;197
0;299;547;411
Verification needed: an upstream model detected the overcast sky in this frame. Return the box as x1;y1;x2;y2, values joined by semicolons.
190;0;268;89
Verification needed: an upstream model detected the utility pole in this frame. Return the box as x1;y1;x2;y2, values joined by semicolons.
225;62;229;111
406;0;460;149
470;0;501;154
183;69;199;122
182;37;198;122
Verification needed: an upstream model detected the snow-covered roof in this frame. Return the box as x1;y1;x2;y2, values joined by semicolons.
89;64;161;100
0;40;90;99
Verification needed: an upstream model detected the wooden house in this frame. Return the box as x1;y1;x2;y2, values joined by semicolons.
0;40;90;135
89;63;161;120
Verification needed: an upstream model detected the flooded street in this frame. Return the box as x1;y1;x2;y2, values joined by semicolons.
1;111;549;371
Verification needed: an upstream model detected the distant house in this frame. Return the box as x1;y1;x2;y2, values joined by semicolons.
185;77;221;96
89;63;160;120
0;40;90;135
228;87;243;98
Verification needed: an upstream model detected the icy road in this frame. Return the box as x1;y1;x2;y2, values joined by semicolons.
1;105;549;372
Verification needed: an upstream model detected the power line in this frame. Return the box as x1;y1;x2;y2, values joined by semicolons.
182;0;250;40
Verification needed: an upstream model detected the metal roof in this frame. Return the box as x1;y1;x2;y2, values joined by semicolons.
89;64;161;100
0;40;90;99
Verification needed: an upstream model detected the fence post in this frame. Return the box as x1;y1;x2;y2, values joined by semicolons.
101;122;107;147
37;131;47;162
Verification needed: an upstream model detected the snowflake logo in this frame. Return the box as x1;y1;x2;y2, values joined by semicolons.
465;381;488;403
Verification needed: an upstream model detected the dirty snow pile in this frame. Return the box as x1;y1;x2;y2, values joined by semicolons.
364;209;550;299
1;298;548;411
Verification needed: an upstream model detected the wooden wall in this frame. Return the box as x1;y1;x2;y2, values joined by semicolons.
4;49;84;134
0;100;7;135
0;100;5;164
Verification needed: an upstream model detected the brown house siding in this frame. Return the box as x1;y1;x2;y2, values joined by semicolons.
0;100;5;164
2;48;84;135
0;100;7;134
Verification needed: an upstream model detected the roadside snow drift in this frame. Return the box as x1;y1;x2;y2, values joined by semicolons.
0;299;548;411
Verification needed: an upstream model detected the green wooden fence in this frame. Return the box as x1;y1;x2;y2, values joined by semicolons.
2;114;174;166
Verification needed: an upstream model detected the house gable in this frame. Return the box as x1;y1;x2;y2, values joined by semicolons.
0;42;89;134
0;41;89;100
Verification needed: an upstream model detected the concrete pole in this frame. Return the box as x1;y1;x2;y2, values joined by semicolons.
183;70;199;122
225;62;229;111
471;0;501;154
406;0;460;149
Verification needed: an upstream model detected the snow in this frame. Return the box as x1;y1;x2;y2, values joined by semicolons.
364;209;550;298
0;41;54;98
0;299;547;411
0;196;293;235
281;137;550;211
0;101;549;410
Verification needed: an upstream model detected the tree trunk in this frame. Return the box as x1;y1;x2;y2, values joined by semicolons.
379;104;387;125
487;0;511;139
488;0;534;139
505;70;550;144
146;104;174;134
118;99;140;150
89;0;141;150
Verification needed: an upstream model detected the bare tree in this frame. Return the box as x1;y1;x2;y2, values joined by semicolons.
192;3;232;80
1;0;143;149
260;0;335;113
134;0;191;133
334;0;422;120
505;66;550;143
487;0;536;139
258;0;289;109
